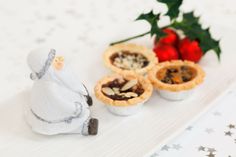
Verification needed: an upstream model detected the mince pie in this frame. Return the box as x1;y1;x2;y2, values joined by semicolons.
94;73;153;116
148;60;205;100
103;43;158;74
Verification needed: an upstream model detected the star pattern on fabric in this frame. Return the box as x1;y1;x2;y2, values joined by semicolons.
228;124;235;129
207;152;216;157
198;146;218;157
225;131;233;136
205;128;214;134
149;92;236;157
198;146;206;151
186;126;193;131
223;123;236;144
161;145;170;151
172;144;182;150
213;111;222;116
150;152;159;157
207;148;216;153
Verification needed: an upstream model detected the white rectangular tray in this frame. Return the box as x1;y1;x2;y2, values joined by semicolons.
0;27;236;157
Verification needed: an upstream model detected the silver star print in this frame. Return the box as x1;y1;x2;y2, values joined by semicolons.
150;153;159;157
228;124;235;129
205;128;214;134
186;126;193;131
207;152;216;157
161;145;170;151
198;146;205;151
213;111;221;116
207;148;216;153
225;131;233;136
172;144;182;150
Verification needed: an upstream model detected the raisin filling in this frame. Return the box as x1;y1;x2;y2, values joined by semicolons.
156;65;197;84
101;78;144;100
110;51;149;70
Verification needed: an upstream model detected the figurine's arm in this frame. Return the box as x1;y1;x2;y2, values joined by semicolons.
47;82;84;115
81;84;93;106
57;69;93;106
61;78;93;106
57;70;88;95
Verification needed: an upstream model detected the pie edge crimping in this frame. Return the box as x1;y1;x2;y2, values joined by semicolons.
94;73;153;107
148;60;205;92
103;43;158;74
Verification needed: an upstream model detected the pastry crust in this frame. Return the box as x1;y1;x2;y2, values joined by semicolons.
103;43;158;74
94;73;153;106
148;60;205;92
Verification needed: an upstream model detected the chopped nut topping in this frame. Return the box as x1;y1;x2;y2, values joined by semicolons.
110;51;149;70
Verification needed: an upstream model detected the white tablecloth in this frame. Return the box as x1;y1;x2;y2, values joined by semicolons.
147;85;236;157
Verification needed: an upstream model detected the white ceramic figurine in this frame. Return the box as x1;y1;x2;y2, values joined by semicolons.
25;48;98;135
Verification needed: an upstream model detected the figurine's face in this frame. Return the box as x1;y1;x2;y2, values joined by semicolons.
53;56;64;71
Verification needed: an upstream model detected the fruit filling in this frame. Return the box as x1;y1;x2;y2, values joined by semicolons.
156;65;197;84
110;51;149;70
101;78;144;100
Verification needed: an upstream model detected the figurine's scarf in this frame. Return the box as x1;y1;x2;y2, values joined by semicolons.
30;49;56;80
31;101;83;124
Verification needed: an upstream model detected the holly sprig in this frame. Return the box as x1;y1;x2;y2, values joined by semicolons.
172;12;221;58
157;0;183;20
110;0;221;60
136;11;165;37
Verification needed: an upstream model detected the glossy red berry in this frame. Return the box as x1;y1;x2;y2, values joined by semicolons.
153;44;179;62
154;28;179;46
179;37;203;62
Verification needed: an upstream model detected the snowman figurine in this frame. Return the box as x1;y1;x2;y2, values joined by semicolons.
25;48;98;135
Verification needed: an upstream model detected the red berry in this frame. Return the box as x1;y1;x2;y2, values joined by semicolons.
153;44;179;62
179;37;203;63
154;28;179;46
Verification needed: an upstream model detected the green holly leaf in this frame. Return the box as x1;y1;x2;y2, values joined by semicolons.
157;0;183;20
136;10;166;39
171;12;221;60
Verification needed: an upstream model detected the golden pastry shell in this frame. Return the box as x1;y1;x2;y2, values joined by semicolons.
103;43;158;74
148;60;205;92
95;72;153;106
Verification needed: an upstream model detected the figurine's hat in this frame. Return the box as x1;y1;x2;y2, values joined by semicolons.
27;48;56;80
